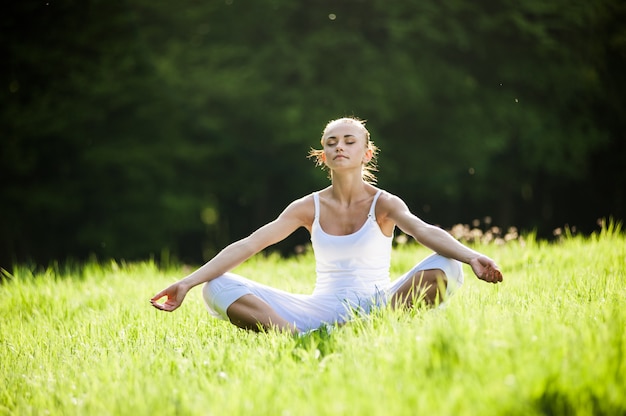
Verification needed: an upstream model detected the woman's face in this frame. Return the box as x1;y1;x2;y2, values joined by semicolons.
321;121;372;171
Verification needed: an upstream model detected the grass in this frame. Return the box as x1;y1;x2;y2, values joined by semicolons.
1;224;625;415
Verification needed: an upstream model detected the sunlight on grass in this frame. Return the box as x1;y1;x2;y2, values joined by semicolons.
1;227;625;415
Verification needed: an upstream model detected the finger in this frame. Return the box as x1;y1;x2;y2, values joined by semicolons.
150;300;174;312
150;300;164;310
160;303;176;312
151;291;166;302
483;265;493;280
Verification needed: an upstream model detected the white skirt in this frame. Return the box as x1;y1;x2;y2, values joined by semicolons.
202;253;464;332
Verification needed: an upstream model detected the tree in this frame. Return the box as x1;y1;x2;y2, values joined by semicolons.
1;0;624;268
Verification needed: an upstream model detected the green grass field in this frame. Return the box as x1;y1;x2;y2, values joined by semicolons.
1;225;625;415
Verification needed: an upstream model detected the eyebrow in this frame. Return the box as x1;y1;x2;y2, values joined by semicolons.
326;134;356;139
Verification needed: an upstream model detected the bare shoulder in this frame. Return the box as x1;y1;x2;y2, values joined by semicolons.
376;190;434;238
376;190;410;215
280;193;316;229
285;193;315;213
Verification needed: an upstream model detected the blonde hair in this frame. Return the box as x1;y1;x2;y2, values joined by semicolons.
308;116;379;183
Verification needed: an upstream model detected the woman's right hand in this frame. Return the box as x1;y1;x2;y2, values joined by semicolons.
150;281;189;312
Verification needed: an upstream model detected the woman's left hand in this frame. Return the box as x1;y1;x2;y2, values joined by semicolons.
469;256;503;283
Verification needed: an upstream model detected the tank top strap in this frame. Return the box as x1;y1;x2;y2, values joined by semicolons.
314;190;381;221
313;192;321;220
368;190;383;219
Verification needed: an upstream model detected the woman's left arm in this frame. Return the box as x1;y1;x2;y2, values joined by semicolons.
385;194;503;283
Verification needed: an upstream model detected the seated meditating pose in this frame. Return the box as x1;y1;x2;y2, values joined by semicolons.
150;117;503;333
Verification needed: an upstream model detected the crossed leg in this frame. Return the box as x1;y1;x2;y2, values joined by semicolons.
226;294;297;334
212;267;450;333
389;269;448;309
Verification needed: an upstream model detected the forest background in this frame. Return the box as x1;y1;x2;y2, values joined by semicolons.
1;0;625;268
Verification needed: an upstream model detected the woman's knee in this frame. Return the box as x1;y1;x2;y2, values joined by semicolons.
445;259;464;294
425;255;464;291
202;274;236;310
202;279;219;305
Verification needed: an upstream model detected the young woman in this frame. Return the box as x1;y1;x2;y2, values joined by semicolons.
150;117;503;333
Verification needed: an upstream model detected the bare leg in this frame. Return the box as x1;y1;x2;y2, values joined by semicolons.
226;294;297;334
390;269;447;308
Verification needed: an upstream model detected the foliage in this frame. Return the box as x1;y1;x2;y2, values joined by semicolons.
1;0;625;266
1;231;625;415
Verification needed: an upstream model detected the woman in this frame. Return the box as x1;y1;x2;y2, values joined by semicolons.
150;117;503;333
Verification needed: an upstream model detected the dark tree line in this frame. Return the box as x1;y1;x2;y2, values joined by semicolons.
2;0;625;268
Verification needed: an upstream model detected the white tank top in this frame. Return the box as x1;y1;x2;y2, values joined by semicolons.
311;190;393;296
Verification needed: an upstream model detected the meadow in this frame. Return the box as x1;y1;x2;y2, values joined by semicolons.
1;224;624;415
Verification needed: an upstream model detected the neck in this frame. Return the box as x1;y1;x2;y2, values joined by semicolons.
329;172;370;204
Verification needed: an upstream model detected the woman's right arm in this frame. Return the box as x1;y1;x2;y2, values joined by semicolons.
150;196;312;311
